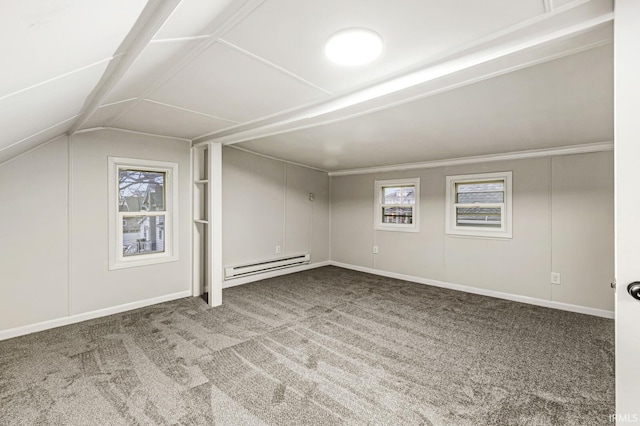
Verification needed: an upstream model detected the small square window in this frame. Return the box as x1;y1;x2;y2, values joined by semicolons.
375;178;420;232
446;171;512;238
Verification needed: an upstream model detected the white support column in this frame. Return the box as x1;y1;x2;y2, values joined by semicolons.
190;147;198;297
208;142;223;307
615;0;640;421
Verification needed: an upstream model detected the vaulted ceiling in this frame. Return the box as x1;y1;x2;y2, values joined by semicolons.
0;0;614;170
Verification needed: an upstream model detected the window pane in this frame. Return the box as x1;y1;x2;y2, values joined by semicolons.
119;170;165;212
456;207;501;227
382;207;413;224
122;215;165;256
456;181;504;193
456;181;504;203
456;191;504;203
383;185;415;205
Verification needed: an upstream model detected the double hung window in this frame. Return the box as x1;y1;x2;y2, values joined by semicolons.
108;157;179;269
374;178;420;232
445;171;512;238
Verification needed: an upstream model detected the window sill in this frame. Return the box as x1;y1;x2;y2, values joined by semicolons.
445;231;512;240
375;226;420;233
109;254;178;271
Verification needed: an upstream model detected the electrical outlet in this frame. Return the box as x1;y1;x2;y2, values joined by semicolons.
551;272;561;285
373;245;379;254
276;245;281;254
309;193;315;201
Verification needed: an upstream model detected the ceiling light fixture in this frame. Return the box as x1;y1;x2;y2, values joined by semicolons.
325;28;383;66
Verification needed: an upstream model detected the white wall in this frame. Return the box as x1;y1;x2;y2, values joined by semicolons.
331;151;614;312
444;158;551;300
551;153;614;309
0;129;191;332
0;131;611;333
69;129;191;314
222;147;330;270
0;136;69;330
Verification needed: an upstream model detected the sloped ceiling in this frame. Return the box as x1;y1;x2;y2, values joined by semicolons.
0;0;148;163
0;0;614;170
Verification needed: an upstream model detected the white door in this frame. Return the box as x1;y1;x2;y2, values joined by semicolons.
615;0;640;421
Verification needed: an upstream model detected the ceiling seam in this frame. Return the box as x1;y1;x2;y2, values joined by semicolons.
368;0;592;83
0;133;69;169
143;99;239;123
68;0;183;134
0;114;80;152
74;126;191;143
227;144;329;173
217;38;334;96
99;98;138;108
191;121;253;142
0;115;80;154
150;35;211;43
104;0;265;129
189;89;358;142
0;57;113;102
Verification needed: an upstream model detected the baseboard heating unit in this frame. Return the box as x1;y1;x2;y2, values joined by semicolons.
224;253;311;279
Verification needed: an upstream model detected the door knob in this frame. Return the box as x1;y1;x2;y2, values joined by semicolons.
628;282;640;301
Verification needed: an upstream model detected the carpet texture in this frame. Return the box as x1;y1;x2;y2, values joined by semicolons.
0;266;614;425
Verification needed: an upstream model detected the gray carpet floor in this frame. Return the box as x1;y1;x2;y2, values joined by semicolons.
0;266;614;425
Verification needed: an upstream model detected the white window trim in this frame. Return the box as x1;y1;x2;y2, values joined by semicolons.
108;157;179;270
445;171;512;239
374;178;420;233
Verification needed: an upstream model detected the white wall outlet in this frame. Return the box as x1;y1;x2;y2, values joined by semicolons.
309;193;315;201
551;272;561;285
276;245;281;254
373;245;379;254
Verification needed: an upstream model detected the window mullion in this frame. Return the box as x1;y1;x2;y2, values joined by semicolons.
120;211;166;217
455;203;503;208
459;189;504;193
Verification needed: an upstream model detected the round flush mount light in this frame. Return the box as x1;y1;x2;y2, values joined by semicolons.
325;28;383;66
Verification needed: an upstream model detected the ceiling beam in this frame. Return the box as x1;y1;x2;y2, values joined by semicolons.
105;0;265;129
67;0;183;134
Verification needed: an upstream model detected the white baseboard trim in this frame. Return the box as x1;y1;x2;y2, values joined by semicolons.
329;261;614;319
223;261;331;288
0;290;192;341
1;261;612;341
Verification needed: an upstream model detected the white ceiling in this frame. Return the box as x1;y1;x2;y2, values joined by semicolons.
237;43;613;170
0;0;614;171
221;0;545;93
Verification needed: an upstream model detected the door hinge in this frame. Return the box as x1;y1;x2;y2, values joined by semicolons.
611;281;617;290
